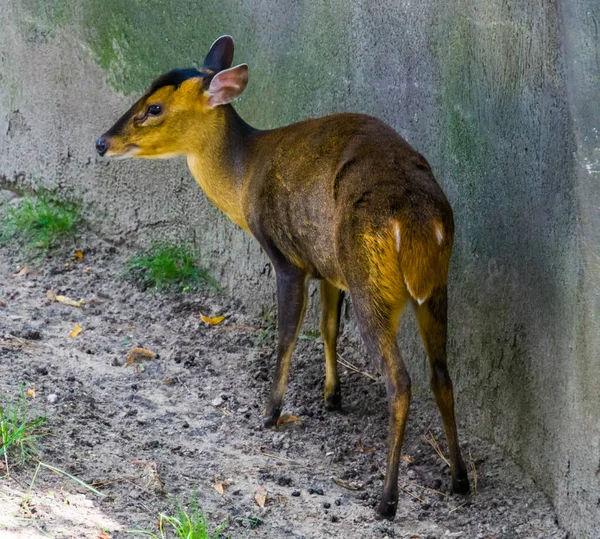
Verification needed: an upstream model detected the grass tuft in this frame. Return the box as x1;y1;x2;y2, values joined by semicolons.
126;243;218;292
0;195;80;251
0;387;47;471
129;494;228;538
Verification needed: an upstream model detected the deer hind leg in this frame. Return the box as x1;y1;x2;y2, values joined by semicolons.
415;285;469;494
320;280;345;411
263;264;308;428
351;288;411;520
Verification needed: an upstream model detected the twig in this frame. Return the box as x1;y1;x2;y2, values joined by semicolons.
423;431;450;467
259;450;305;467
400;486;426;503
332;476;363;491
337;354;378;381
89;476;137;488
176;376;194;397
448;499;470;513
405;481;448;497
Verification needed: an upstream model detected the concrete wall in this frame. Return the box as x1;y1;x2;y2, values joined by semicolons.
1;0;598;534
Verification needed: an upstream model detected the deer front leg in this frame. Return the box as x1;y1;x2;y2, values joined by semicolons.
263;265;308;428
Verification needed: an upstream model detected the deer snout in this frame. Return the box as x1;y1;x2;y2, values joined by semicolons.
95;136;109;156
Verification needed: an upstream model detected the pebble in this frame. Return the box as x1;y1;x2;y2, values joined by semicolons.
47;393;58;404
291;490;301;497
323;502;331;509
211;396;225;407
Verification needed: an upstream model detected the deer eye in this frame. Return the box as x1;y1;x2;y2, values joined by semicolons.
147;104;162;116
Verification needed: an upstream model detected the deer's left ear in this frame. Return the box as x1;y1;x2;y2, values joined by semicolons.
206;64;248;107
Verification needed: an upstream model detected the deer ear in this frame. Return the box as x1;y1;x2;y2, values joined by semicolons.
207;64;248;107
203;35;234;73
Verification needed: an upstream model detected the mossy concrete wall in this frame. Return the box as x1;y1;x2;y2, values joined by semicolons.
1;0;598;534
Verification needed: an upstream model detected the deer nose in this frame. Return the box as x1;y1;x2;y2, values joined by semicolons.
96;137;108;156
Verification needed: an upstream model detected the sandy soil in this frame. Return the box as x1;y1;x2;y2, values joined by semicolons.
0;206;566;538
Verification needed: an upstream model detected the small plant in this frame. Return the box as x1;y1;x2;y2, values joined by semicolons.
126;243;218;291
130;494;228;539
0;387;47;471
299;329;321;341
0;195;80;251
253;310;277;348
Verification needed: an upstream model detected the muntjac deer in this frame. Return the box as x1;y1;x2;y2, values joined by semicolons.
96;35;469;519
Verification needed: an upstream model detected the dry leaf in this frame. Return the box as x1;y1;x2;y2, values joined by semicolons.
26;388;35;399
214;481;229;495
46;290;85;307
97;532;111;539
401;454;415;464
69;323;83;338
277;413;302;426
74;250;84;260
0;301;6;308
200;314;225;325
16;266;29;277
132;459;165;495
126;347;156;365
358;439;376;453
254;486;267;508
55;295;85;307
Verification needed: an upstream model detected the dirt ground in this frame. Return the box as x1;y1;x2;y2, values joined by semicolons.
0;204;567;538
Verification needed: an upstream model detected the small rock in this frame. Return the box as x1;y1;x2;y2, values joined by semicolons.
335;499;341;506
323;502;331;509
316;488;324;495
291;490;301;497
308;488;315;494
47;393;58;404
330;515;339;523
277;476;293;487
211;396;225;407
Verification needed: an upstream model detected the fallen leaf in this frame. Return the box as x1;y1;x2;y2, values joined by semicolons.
83;266;92;274
200;313;225;325
55;295;85;307
74;250;84;260
214;481;229;495
97;532;111;539
69;323;83;338
254;486;267;508
132;460;165;495
26;388;35;399
46;290;85;307
277;413;302;426
0;301;6;308
126;347;156;365
16;266;29;277
401;454;415;464
358;439;376;453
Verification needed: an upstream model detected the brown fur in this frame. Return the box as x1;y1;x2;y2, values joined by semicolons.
97;36;469;520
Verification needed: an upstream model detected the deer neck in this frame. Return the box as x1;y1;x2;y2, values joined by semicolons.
186;106;257;232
